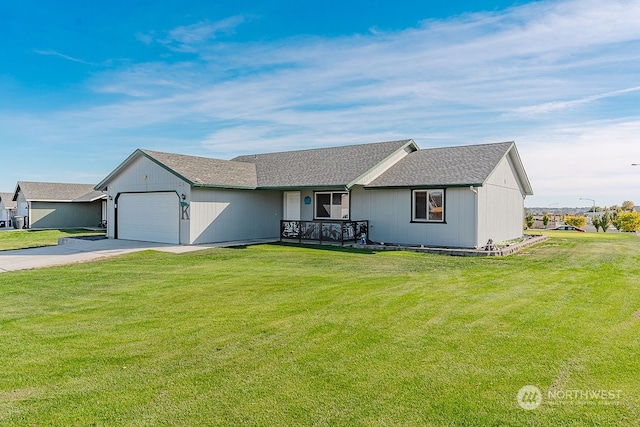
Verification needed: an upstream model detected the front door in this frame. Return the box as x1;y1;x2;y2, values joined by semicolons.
283;191;301;220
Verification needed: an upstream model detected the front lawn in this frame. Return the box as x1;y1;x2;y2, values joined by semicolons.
0;228;106;251
0;233;638;425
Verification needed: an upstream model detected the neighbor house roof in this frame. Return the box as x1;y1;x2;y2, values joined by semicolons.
0;192;17;209
367;141;533;195
233;139;417;189
13;182;106;202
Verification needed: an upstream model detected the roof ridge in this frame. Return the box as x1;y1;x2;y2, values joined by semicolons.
141;148;254;165
418;141;514;151
233;139;413;160
16;180;97;186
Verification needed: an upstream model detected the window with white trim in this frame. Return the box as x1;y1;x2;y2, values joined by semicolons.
315;192;349;219
413;189;444;222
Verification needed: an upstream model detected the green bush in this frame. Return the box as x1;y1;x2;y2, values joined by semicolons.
600;211;611;232
525;212;534;229
565;215;587;228
613;211;640;232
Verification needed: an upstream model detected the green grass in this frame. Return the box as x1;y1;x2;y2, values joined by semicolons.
0;228;106;251
0;232;639;426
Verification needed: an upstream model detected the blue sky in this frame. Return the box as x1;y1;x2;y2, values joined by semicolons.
1;0;639;208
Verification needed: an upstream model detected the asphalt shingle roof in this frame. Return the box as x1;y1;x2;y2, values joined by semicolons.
0;192;17;209
232;139;413;188
141;150;258;188
367;142;515;188
15;182;105;202
97;140;531;194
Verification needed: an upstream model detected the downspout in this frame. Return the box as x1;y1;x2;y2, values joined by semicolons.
470;186;479;248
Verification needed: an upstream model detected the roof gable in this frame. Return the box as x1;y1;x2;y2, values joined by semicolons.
0;192;17;209
95;149;258;190
14;182;106;202
233;139;415;188
367;141;533;195
140;150;258;189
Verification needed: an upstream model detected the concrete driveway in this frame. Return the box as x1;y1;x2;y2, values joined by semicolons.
0;237;276;273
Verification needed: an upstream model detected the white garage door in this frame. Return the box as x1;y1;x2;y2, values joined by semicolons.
117;192;179;244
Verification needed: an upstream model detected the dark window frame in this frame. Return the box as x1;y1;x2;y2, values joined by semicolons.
411;189;446;223
314;191;350;220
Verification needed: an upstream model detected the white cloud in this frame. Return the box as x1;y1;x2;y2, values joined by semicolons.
518;119;640;206
4;0;640;206
32;49;96;65
159;16;250;52
512;86;640;116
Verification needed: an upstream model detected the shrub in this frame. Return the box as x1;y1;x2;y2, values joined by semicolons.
525;213;534;229
613;211;640;232
600;211;611;233
565;216;587;228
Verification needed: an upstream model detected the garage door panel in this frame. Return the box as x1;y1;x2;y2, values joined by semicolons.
117;192;179;244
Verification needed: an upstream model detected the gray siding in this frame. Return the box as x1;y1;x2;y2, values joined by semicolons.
190;188;281;244
477;156;525;245
29;201;102;229
104;155;191;241
16;192;28;217
105;155;282;244
0;206;15;222
351;186;477;248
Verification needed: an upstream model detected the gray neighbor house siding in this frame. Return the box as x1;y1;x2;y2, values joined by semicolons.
0;192;17;226
96;139;533;248
29;201;102;229
12;182;105;229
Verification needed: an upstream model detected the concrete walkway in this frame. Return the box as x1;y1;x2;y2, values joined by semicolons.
0;237;277;273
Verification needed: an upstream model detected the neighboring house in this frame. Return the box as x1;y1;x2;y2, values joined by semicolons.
0;192;17;228
12;182;106;229
95;140;533;248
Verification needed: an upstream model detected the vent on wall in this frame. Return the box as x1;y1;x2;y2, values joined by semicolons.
405;145;417;153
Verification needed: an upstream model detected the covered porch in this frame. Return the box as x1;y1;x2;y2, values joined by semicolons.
280;220;368;246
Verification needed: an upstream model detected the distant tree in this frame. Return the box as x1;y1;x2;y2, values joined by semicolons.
612;211;620;230
614;211;640;232
525;213;534;229
600;211;611;233
565;216;587;228
542;213;549;228
592;215;601;232
622;200;635;212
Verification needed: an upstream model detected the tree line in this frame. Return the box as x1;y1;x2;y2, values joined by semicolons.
525;200;640;232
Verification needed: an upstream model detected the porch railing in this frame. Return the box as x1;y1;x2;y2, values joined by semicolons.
280;220;368;245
